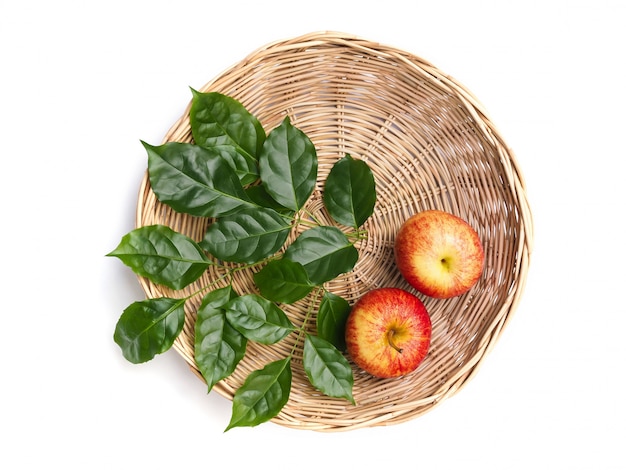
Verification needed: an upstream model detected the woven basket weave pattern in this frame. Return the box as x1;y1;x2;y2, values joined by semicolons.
136;32;533;431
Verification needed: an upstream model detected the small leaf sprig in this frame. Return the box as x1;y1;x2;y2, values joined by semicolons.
108;90;376;430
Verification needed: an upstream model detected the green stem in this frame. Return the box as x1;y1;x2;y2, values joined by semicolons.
181;272;229;301
346;228;369;242
181;254;281;302
287;286;323;358
298;207;323;227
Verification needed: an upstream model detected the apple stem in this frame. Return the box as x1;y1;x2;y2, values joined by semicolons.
387;329;403;354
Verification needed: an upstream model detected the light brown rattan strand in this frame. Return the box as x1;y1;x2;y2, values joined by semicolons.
135;31;533;432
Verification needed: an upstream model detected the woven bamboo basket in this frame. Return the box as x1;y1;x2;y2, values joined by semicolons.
135;31;533;431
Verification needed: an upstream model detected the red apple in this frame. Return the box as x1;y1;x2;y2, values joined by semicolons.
345;287;431;378
394;210;484;299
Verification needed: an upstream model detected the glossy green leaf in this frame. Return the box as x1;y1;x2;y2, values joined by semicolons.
259;116;317;211
194;286;246;393
245;184;294;215
317;292;351;351
113;297;186;364
224;294;295;344
107;224;211;290
302;334;355;404
225;357;292;431
201;206;292;264
203;144;259;186
144;141;256;218
284;226;359;284
253;258;315;304
323;154;376;228
189;89;266;161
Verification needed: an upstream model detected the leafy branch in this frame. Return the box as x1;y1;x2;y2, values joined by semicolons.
108;90;376;430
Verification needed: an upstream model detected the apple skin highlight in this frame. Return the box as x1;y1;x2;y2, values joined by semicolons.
345;288;432;378
394;210;485;299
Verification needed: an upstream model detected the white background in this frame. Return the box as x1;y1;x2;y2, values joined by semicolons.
2;1;624;468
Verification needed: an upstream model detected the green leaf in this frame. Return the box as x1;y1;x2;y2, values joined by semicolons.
194;286;247;393
253;258;315;304
302;334;355;404
284;226;359;284
203;144;259;187
107;225;211;290
259;116;317;211
245;184;294;215
317;292;351;351
189;89;266;160
224;294;295;344
225;357;292;431
114;297;186;364
323;154;376;228
201;206;292;264
144;141;257;218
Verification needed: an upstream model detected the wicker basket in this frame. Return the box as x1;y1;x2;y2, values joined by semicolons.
135;31;533;431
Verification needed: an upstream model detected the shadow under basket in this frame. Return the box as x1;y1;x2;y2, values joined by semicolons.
135;31;533;432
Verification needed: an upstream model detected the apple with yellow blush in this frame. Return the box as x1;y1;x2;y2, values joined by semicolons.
345;287;432;378
394;210;484;299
